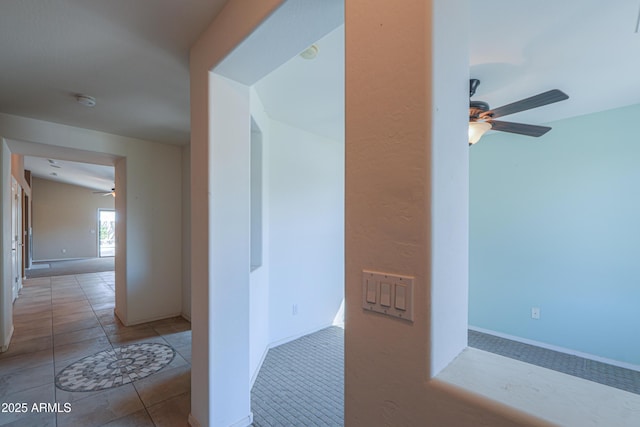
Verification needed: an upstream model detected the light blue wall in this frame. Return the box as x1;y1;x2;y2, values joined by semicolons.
469;103;640;365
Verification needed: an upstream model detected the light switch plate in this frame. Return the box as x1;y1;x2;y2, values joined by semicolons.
362;270;414;322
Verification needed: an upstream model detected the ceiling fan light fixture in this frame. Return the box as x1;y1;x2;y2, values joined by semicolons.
468;121;492;145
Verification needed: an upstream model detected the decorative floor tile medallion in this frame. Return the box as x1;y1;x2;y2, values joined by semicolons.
55;342;175;392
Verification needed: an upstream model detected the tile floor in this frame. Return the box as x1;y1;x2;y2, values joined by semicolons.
468;329;640;395
11;271;635;426
251;327;344;427
0;272;191;427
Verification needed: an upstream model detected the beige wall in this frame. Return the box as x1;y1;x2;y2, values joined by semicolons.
0;140;12;351
10;154;30;196
31;177;114;261
0;112;184;326
181;145;191;320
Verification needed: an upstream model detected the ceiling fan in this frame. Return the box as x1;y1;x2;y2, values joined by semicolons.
93;188;116;197
468;79;569;145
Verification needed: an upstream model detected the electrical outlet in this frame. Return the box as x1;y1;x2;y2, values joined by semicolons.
531;307;540;319
292;304;298;316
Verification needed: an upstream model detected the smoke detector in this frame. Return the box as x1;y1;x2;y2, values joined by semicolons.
75;94;96;107
300;45;318;60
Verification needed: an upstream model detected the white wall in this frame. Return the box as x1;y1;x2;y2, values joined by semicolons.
0;113;183;327
122;138;182;324
267;119;344;344
343;0;520;425
247;83;345;382
182;145;192;320
114;157;127;322
249;88;270;382
430;0;470;374
189;1;342;424
0;139;12;352
31;177;115;261
188;1;285;421
207;73;252;427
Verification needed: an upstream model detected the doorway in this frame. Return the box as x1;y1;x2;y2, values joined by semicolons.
98;209;115;257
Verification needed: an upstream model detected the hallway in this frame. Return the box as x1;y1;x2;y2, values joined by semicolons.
0;272;191;426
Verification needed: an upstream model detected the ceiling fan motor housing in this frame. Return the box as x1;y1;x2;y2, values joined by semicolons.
469;100;490;121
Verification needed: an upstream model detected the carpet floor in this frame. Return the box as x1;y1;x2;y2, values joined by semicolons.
25;257;114;278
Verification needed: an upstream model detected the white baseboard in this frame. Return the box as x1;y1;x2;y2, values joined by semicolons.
0;325;14;353
268;322;335;349
114;307;127;326
125;312;184;326
250;322;337;388
469;325;640;372
251;346;270;388
228;413;253;427
33;257;93;262
188;413;201;427
188;413;254;427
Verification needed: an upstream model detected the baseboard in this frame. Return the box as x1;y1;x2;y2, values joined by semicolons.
125;312;184;326
228;413;253;427
188;413;253;427
250;346;270;388
250;323;337;388
268;322;335;349
469;325;640;372
188;413;201;427
114;307;127;326
32;257;92;262
0;325;14;353
181;312;191;322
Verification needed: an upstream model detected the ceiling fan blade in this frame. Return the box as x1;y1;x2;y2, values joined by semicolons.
490;120;551;137
481;89;568;119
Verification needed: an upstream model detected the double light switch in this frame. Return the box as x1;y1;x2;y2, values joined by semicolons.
362;270;414;322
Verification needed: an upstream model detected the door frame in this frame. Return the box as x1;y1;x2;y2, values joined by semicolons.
10;177;22;302
98;208;116;258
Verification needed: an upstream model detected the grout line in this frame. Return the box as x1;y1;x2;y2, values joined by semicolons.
46;276;60;427
132;377;158;425
18;272;183;427
75;270;171;425
468;329;640;395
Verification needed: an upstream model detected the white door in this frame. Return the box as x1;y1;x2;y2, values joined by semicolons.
11;178;22;301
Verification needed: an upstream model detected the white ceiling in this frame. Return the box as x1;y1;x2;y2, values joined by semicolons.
254;25;345;141
0;0;228;146
469;0;640;126
3;1;640;188
253;0;640;143
24;157;114;192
